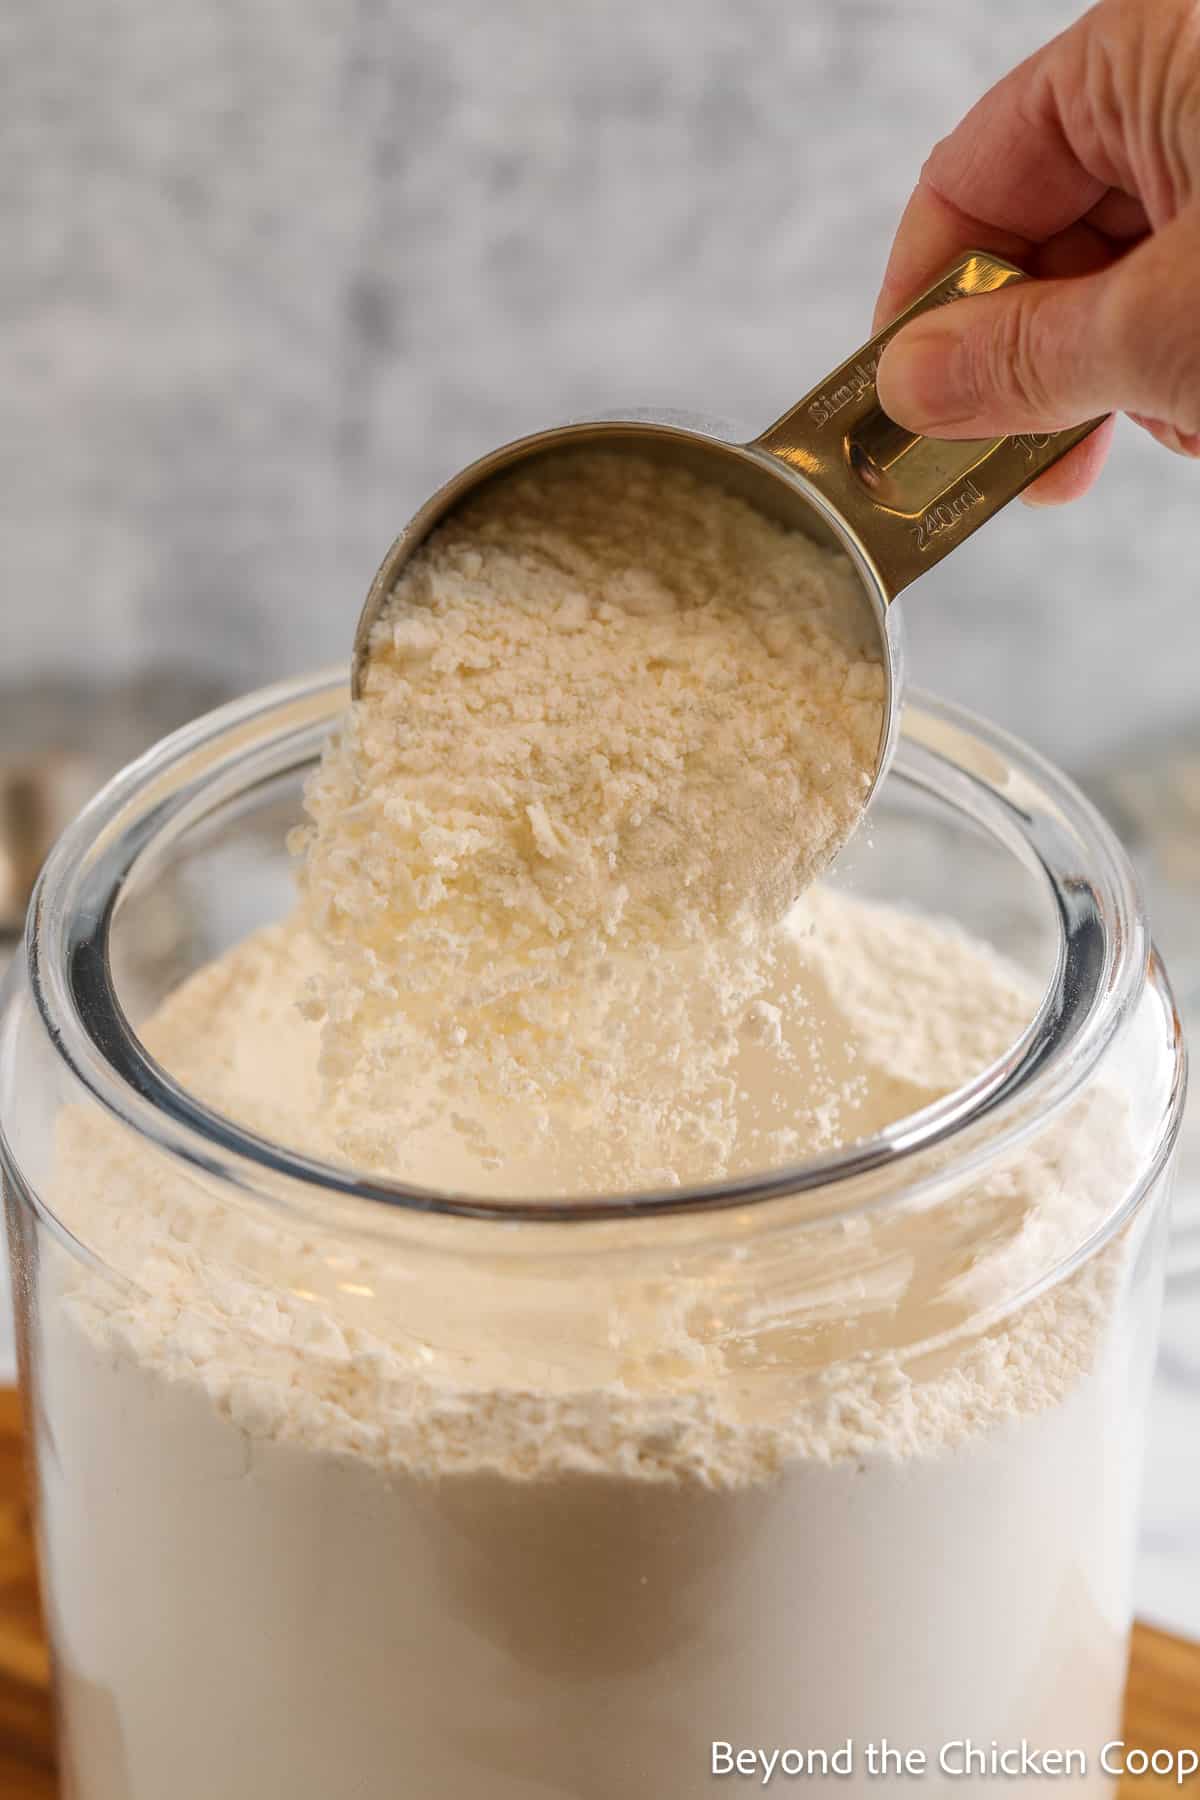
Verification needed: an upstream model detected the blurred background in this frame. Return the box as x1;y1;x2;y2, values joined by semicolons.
3;0;1199;1631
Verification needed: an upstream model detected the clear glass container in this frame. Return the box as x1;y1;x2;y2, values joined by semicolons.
1084;733;1200;1637
0;672;1185;1800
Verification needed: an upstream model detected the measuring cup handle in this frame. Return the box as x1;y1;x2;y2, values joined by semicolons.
753;251;1104;601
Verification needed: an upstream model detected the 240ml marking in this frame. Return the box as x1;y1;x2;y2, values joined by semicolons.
911;478;985;552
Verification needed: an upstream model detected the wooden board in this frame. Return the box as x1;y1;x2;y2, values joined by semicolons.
0;1390;54;1799
0;1385;1196;1795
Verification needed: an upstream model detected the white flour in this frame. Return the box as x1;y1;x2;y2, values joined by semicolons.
30;458;1146;1795
38;898;1140;1798
294;450;883;1179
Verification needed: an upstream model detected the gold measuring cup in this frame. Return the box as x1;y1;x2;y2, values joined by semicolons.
352;250;1101;804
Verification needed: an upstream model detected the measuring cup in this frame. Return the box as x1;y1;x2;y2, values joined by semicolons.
351;250;1101;802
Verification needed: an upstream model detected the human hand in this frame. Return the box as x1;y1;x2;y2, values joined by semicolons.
873;0;1200;504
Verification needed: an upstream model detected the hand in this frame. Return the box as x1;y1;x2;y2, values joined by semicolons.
873;0;1200;504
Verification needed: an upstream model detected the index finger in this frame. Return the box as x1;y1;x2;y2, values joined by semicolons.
873;10;1123;329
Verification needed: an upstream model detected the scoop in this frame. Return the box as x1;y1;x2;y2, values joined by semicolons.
352;249;1101;810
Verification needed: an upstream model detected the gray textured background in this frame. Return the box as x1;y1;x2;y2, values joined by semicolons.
4;0;1196;771
5;0;1200;1636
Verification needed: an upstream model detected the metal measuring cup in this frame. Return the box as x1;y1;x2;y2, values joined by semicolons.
352;250;1100;808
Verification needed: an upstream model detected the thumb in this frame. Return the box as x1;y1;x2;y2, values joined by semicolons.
875;220;1200;441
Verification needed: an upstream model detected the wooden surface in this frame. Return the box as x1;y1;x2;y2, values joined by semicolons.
0;1390;54;1799
0;1387;1196;1796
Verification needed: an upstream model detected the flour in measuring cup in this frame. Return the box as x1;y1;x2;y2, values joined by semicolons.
294;448;885;1178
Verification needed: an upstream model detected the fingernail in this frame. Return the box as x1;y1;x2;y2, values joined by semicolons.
876;325;976;432
1131;414;1200;458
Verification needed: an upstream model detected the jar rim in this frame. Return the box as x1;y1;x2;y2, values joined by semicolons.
19;669;1186;1228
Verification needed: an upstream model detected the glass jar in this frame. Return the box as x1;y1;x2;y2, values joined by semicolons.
0;673;1184;1800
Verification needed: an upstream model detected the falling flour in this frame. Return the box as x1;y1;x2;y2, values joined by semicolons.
30;452;1150;1797
294;451;884;1180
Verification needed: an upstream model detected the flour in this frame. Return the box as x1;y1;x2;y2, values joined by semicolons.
294;450;883;1178
36;892;1144;1798
24;452;1152;1796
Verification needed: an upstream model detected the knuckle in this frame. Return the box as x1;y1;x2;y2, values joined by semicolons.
1102;0;1198;43
1105;0;1200;177
1098;271;1144;373
976;298;1058;422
